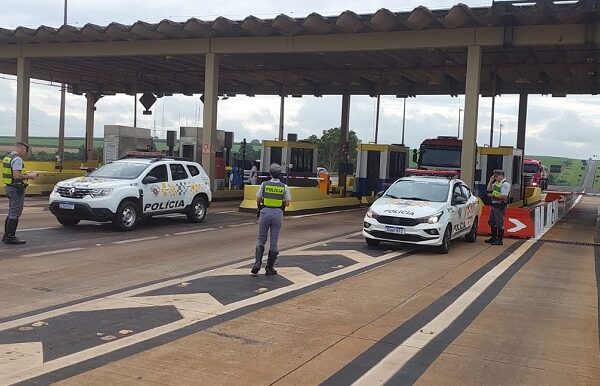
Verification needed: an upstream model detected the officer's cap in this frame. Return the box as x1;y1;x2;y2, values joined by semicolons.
270;163;283;174
493;169;505;175
16;141;29;151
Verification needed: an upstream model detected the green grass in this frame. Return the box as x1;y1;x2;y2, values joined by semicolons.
528;155;584;187
593;164;600;189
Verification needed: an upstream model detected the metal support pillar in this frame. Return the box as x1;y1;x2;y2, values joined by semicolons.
489;95;496;147
15;57;31;144
278;95;285;141
58;0;68;170
516;93;528;152
374;94;381;144
516;93;528;202
339;93;351;197
202;53;219;182
460;46;482;189
84;93;100;163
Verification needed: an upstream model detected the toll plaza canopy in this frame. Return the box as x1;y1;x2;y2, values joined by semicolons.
1;0;600;186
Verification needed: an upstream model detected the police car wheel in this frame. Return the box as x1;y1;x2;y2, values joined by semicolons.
437;226;452;254
187;196;207;223
113;201;139;231
56;216;80;227
465;216;478;243
365;238;380;247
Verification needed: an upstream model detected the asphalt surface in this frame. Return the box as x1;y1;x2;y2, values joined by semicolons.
0;195;598;385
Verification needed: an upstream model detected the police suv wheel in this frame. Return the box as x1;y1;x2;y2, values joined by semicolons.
187;196;207;223
365;238;380;247
113;201;139;231
56;216;81;227
437;226;452;254
465;216;478;243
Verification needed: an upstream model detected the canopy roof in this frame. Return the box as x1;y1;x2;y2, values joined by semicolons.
1;1;600;96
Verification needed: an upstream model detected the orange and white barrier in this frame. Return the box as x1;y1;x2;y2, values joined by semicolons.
478;192;578;239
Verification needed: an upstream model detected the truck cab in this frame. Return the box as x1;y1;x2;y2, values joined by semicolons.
408;136;462;177
523;159;549;190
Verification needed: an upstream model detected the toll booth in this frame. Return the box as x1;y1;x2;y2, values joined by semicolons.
179;127;229;190
475;146;523;204
260;140;318;186
103;125;157;163
355;144;410;197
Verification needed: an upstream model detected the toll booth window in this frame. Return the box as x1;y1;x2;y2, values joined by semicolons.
146;164;168;183
291;148;313;173
512;156;521;184
170;163;189;181
186;165;200;177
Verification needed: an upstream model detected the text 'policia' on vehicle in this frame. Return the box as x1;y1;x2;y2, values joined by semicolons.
49;154;212;231
363;176;479;254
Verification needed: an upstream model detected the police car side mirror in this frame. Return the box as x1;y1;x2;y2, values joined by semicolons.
142;176;158;184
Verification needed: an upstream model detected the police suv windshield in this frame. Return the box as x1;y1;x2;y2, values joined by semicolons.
89;162;148;179
384;180;449;202
420;147;461;168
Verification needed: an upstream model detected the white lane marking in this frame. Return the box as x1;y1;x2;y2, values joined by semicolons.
112;237;159;245
173;227;217;236
289;208;364;219
353;240;537;386
214;210;238;214
22;248;85;258
227;222;257;228
353;195;574;386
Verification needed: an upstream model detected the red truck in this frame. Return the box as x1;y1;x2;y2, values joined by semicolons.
407;136;462;177
523;159;549;190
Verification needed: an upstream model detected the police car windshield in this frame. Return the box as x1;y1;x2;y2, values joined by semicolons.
385;180;449;202
89;162;148;179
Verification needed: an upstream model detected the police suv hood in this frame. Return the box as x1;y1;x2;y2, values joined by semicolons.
370;197;447;218
57;176;131;189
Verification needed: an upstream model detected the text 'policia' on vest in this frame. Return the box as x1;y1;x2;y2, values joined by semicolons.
263;182;286;208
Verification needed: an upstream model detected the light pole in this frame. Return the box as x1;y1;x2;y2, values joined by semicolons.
401;97;406;145
499;122;503;147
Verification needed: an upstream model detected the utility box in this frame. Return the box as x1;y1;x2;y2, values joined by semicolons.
260;139;318;186
103;125;156;163
355;143;410;197
475;146;523;203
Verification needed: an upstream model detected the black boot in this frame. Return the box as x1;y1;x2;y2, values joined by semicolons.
265;251;279;276
485;227;496;244
491;228;504;245
251;245;265;274
2;217;8;243
4;218;25;245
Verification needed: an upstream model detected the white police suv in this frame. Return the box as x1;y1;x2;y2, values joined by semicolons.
49;156;212;231
363;176;479;254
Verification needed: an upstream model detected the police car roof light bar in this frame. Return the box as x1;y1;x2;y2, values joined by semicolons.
120;151;191;162
405;168;459;179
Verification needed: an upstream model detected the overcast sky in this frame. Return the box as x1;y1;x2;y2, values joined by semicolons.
0;0;598;159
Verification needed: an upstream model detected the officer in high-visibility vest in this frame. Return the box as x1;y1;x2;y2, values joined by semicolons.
2;142;38;245
252;163;291;275
486;169;510;245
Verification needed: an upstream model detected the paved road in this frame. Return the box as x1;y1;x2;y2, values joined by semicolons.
0;196;598;385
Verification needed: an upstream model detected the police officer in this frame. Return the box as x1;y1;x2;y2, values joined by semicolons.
2;142;37;245
252;163;291;275
486;169;510;245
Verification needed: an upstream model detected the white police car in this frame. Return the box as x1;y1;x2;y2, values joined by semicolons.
49;156;212;231
363;176;479;254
